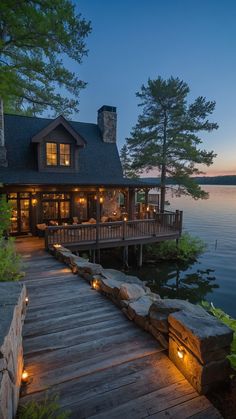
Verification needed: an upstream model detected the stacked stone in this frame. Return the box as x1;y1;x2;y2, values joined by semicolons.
0;283;26;419
52;245;233;395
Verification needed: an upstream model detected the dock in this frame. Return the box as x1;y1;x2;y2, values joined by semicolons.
17;237;221;418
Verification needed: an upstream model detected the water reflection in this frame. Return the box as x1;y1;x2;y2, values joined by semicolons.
134;262;218;304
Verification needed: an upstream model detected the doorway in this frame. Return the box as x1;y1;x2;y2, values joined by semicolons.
7;193;31;235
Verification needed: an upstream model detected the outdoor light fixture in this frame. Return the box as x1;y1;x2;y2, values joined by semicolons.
32;198;37;206
124;216;128;222
21;370;29;383
177;347;185;359
79;198;85;204
146;206;150;212
25;296;29;305
99;197;104;204
91;279;99;290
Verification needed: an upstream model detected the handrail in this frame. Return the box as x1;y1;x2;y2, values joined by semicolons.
45;212;182;249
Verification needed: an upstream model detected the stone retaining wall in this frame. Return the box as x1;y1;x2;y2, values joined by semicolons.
52;245;233;395
0;283;27;419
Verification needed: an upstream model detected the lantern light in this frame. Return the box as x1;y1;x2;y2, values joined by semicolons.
91;279;99;290
25;296;29;305
21;370;29;383
32;198;37;206
99;197;104;204
124;216;128;222
177;347;185;359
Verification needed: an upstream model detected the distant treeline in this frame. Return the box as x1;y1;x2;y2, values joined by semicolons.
195;176;236;185
142;176;236;186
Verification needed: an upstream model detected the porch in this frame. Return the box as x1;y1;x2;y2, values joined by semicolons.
45;211;182;251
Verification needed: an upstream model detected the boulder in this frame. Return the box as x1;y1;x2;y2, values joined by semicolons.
169;309;233;364
128;295;154;327
148;324;169;349
118;283;146;301
169;336;231;394
149;310;169;334
98;278;122;298
149;299;207;316
101;269;145;289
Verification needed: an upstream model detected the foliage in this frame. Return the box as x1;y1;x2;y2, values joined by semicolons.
18;395;70;419
0;195;12;235
119;144;138;178
0;0;91;116
126;76;218;211
145;233;206;263
0;237;22;281
201;301;236;370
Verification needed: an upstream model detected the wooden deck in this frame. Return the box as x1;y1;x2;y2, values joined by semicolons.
45;214;182;251
17;237;221;418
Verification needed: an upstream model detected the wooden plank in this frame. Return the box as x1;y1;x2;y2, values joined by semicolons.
20;352;184;406
63;381;198;419
17;238;221;419
23;340;160;395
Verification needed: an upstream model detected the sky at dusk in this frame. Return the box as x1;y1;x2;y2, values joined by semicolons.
71;0;236;176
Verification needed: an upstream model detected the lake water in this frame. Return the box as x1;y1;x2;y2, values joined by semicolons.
100;185;236;317
135;185;236;318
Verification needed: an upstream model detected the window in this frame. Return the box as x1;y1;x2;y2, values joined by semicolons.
41;193;71;221
60;144;71;166
46;143;57;166
46;142;71;167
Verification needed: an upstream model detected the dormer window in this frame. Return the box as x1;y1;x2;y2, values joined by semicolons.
60;144;71;166
46;142;71;167
46;143;57;166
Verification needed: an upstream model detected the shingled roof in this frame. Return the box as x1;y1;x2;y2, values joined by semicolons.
0;114;159;188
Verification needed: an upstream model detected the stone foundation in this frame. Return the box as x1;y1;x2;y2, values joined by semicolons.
52;245;233;395
0;283;27;419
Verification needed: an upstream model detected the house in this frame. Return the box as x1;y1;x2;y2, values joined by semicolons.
0;101;182;254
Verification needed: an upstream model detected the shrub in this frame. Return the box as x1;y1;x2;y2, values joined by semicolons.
0;237;22;281
18;395;70;419
0;195;12;236
145;232;206;263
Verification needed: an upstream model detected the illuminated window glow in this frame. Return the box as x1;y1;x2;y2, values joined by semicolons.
60;144;71;166
46;142;57;166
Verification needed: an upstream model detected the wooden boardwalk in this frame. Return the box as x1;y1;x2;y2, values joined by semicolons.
17;237;221;419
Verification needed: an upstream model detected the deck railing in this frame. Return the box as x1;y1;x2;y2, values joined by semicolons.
45;211;183;249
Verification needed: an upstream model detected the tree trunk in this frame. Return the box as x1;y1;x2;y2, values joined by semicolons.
160;111;167;213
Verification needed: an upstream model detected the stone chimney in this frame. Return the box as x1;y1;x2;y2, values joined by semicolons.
97;105;117;143
0;99;8;167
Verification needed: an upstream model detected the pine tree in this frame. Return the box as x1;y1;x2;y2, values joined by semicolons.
0;0;91;116
120;144;138;178
127;76;218;212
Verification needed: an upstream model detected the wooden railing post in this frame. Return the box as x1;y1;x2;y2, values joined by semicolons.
179;210;183;235
44;228;49;250
122;220;126;240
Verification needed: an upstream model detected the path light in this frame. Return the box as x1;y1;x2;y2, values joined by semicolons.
91;279;100;290
21;370;29;383
177;347;185;359
25;296;29;305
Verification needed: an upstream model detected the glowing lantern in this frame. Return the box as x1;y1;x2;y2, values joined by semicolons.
21;370;29;383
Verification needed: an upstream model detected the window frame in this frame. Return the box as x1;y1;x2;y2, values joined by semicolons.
45;142;72;168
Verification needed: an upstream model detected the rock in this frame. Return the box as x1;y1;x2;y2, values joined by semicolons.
169;309;233;364
169;336;231;394
128;295;153;324
0;283;26;418
149;299;207;316
98;278;122;297
118;283;146;301
101;269;146;289
149;310;169;334
148;324;169;349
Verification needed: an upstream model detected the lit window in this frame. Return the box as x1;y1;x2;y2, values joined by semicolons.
46;143;57;166
60;144;71;166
